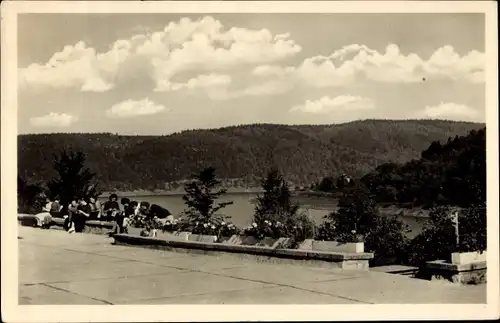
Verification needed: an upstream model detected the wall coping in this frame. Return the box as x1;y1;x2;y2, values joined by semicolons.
426;259;487;272
113;233;374;262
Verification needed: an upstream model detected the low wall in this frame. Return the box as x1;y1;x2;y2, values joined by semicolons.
299;239;365;253
426;251;487;284
18;214;114;235
112;233;374;270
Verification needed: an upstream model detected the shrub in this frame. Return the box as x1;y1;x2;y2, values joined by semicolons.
17;176;46;214
406;206;486;268
316;183;410;265
364;215;410;266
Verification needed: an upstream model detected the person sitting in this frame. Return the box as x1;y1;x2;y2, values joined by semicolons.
112;197;131;234
65;199;79;233
88;196;101;220
34;197;53;229
121;199;137;233
74;199;91;233
150;204;172;220
102;194;120;222
138;202;173;225
49;196;63;218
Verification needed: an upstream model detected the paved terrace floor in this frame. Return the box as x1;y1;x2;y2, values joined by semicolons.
18;226;486;305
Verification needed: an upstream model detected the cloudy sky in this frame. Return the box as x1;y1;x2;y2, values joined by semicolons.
18;13;485;135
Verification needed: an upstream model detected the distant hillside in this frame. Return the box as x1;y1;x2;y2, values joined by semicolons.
361;127;486;208
18;119;484;191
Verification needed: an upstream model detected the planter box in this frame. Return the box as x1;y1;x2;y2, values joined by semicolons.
426;259;486;284
426;251;487;284
300;240;364;253
221;235;244;245
113;233;374;270
298;239;314;250
188;234;217;243
218;236;234;244
240;235;260;246
220;235;290;249
127;226;143;236
451;251;487;265
255;237;279;247
160;231;191;241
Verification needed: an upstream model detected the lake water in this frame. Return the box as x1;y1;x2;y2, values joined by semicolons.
100;193;429;238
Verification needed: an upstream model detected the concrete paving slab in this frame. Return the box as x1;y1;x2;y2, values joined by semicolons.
294;271;486;304
19;284;108;305
214;264;362;286
120;285;362;304
19;245;129;268
47;271;270;304
17;226;488;305
97;248;250;271
20;258;185;285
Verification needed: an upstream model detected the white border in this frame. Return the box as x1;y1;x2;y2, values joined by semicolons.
2;1;499;322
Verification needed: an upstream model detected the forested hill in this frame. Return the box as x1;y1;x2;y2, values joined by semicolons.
18;119;484;191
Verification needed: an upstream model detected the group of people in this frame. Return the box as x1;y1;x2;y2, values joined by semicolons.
35;193;173;235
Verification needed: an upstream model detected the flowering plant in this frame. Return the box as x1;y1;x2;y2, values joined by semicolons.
191;220;241;238
316;220;364;243
162;217;183;232
128;215;163;231
243;220;288;240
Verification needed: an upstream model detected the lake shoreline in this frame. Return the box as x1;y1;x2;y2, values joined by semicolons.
100;190;430;220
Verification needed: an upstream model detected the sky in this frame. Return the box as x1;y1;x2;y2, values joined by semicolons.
17;13;485;135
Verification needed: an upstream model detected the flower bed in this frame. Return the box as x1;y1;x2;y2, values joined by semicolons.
113;233;375;270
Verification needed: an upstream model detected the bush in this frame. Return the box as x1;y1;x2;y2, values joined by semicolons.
316;183;409;266
17;176;46;214
406;206;486;268
364;215;410;266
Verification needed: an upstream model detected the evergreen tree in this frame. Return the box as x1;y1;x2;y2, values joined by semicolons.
47;150;101;210
252;169;315;243
182;166;234;224
254;169;300;226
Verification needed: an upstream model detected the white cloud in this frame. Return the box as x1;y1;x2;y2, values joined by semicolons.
416;102;482;121
106;99;167;118
29;112;77;128
20;16;301;92
290;95;374;114
252;44;485;89
19;41;116;92
155;73;231;92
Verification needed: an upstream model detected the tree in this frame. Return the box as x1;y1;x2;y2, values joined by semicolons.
17;175;45;214
332;184;378;235
254;169;300;225
47;150;101;210
182;166;234;225
251;169;315;243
